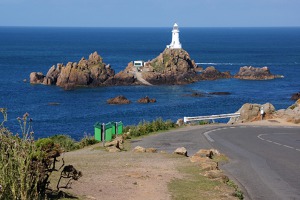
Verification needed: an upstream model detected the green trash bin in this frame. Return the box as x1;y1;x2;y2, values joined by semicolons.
116;121;123;135
94;122;102;142
105;122;113;141
111;122;116;135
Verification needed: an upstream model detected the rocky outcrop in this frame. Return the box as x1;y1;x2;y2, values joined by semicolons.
30;52;116;89
107;96;131;104
276;99;300;124
137;96;156;104
291;92;300;101
136;48;200;85
228;102;276;124
200;66;231;80
234;66;281;80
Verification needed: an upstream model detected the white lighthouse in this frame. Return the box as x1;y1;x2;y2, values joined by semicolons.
167;23;182;49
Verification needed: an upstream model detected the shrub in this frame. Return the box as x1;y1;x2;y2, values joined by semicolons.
126;118;177;137
79;133;98;148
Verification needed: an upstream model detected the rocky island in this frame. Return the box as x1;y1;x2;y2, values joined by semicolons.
30;49;231;89
234;66;282;80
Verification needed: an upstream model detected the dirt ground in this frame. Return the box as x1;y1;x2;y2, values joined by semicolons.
55;146;188;200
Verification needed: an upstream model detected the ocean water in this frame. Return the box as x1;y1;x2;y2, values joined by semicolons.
0;27;300;139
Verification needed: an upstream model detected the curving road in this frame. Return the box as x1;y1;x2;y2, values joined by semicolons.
132;125;300;200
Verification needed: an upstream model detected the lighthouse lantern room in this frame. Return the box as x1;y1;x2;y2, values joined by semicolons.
167;23;182;49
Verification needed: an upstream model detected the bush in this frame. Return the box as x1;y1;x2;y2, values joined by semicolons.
126;118;177;137
0;110;81;200
79;133;98;148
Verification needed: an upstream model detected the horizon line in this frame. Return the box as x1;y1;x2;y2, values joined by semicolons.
0;25;300;29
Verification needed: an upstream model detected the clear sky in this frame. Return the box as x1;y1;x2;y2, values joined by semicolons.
0;0;299;27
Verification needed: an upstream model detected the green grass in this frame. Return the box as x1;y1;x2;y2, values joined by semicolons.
168;164;222;200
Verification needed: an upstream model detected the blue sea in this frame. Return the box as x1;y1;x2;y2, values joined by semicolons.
0;27;300;139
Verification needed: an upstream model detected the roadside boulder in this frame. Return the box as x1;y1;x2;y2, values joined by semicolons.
228;102;276;124
173;147;188;157
133;146;146;153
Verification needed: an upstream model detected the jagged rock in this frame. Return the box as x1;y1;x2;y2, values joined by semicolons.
176;118;184;127
133;146;146;153
228;102;276;124
107;96;131;104
277;100;300;124
137;96;156;103
200;66;231;80
234;66;280;80
30;52;115;88
291;92;300;101
173;147;188;157
30;72;45;84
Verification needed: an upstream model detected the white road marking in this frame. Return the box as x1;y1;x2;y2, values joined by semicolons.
257;133;299;152
204;131;214;142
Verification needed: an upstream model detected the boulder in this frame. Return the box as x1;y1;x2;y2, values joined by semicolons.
107;96;131;104
200;66;231;80
176;118;184;127
228;102;275;124
133;146;146;153
137;96;156;104
173;147;188;157
234;66;279;80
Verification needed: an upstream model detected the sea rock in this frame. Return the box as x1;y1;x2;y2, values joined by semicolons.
107;96;131;104
30;52;115;88
228;102;276;124
291;92;300;101
173;147;188;157
234;66;279;80
200;66;231;80
30;72;45;84
137;96;156;103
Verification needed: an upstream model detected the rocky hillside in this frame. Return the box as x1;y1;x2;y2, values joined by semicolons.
30;52;115;89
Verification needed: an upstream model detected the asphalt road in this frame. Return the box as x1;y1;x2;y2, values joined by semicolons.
132;125;300;200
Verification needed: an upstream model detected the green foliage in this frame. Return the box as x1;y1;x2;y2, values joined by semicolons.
0;110;83;200
125;118;177;138
78;133;98;148
151;59;165;73
0;112;42;199
48;135;79;152
226;180;244;200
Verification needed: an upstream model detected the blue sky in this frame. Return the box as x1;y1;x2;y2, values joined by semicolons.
0;0;299;27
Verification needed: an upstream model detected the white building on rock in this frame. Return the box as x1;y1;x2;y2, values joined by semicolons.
167;23;182;49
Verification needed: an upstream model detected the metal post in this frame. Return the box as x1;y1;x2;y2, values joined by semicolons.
260;106;264;121
102;123;105;147
115;122;118;135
